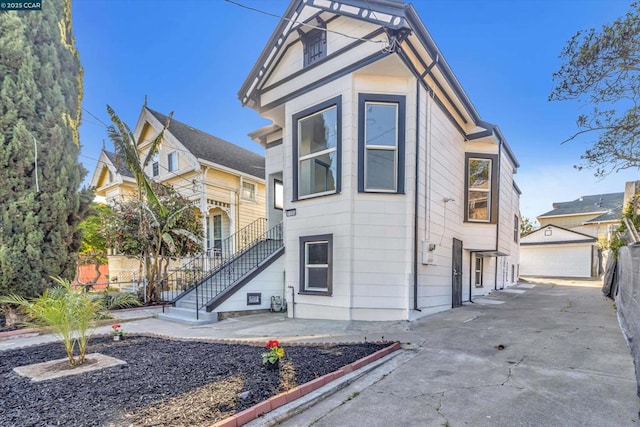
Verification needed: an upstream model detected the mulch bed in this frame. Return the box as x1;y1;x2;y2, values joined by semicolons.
0;335;388;426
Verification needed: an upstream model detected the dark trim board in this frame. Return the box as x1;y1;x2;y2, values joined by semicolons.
464;153;499;224
357;92;406;194
291;96;343;201
521;240;597;246
299;234;334;296
266;139;283;149
395;48;468;138
261;27;386;94
404;39;468;126
259;51;390;114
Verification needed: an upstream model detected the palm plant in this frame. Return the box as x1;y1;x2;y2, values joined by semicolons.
102;290;142;310
106;105;171;215
0;277;104;366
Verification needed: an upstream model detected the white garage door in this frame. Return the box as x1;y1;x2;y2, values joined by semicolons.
520;244;592;278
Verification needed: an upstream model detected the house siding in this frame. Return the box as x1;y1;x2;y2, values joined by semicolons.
538;213;598;229
263;18;380;90
214;256;286;313
243;1;521;321
415;85;467;314
93;107;267;292
260;31;386;108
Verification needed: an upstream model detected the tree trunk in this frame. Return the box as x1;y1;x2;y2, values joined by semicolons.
1;304;20;327
91;260;101;285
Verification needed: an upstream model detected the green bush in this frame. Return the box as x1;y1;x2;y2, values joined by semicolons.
101;290;142;310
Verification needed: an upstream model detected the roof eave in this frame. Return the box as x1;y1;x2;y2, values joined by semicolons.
198;158;265;182
238;0;303;105
404;4;481;124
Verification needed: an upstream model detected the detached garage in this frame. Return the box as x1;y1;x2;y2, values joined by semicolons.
520;225;598;278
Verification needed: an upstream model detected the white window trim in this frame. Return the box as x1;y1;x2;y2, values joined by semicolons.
167;151;178;172
364;101;399;192
296;105;338;199
304;241;329;292
241;180;256;201
299;234;333;295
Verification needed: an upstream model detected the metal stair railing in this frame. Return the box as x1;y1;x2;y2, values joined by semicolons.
191;221;283;320
158;217;267;303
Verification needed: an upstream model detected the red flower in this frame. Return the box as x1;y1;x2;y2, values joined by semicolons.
112;324;121;329
265;339;280;348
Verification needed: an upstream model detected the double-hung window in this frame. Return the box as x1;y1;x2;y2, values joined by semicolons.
151;152;159;177
293;97;341;200
274;179;284;210
465;153;498;223
358;94;405;193
474;255;483;287
242;181;256;200
167;151;178;172
299;234;332;295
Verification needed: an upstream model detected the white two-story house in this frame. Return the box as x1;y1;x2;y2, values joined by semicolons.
239;0;521;321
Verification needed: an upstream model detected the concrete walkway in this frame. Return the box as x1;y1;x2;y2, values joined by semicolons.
1;278;638;426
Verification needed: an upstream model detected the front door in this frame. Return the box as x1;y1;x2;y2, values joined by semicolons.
452;238;463;308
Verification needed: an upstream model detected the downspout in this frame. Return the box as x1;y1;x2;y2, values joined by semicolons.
494;138;503;290
413;78;421;311
288;285;295;319
468;251;475;303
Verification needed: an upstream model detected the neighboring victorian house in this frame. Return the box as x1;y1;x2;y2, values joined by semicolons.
239;0;521;321
90;105;267;286
520;192;623;278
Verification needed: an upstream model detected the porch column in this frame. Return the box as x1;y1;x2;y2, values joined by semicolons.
229;190;237;235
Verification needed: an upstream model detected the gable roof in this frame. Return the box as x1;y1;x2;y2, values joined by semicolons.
239;0;474;117
521;224;597;245
238;0;519;170
103;150;134;178
538;192;623;219
146;107;265;180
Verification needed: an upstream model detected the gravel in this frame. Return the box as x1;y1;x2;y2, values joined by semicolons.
0;335;388;426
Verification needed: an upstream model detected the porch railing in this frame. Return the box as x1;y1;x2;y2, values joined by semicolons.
190;221;283;319
157;217;268;303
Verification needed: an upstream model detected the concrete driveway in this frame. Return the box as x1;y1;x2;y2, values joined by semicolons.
266;278;638;427
2;278;637;426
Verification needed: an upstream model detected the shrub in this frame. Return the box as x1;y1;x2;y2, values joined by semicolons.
0;277;104;366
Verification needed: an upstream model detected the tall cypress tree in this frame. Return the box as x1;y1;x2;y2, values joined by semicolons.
0;0;91;300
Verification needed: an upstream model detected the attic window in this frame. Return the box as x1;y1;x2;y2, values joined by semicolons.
151;152;159;177
167;151;178;172
301;20;326;67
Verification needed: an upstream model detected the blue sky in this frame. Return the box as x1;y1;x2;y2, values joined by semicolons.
72;0;638;222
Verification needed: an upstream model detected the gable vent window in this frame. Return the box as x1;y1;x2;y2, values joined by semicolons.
301;21;326;67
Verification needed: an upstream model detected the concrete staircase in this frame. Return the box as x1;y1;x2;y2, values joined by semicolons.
158;223;283;324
